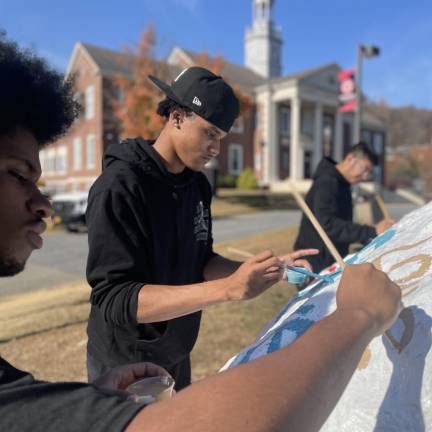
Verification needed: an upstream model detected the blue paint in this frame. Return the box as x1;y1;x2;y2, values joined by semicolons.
296;304;315;315
345;228;397;266
231;344;257;367
285;265;334;284
287;270;307;284
233;305;317;366
367;228;397;251
267;318;315;354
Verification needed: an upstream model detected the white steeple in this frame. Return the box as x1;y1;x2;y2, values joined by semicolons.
245;0;283;78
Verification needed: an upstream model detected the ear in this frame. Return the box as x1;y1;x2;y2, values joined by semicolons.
345;153;355;166
170;109;186;129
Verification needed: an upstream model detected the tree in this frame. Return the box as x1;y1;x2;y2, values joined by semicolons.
195;51;254;119
114;24;167;139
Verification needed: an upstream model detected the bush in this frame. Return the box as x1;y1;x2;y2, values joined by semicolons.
236;168;258;190
217;174;237;188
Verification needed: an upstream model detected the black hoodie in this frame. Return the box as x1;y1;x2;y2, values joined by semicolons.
86;138;216;373
294;157;376;273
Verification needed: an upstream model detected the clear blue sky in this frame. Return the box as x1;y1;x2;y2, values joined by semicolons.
2;0;431;108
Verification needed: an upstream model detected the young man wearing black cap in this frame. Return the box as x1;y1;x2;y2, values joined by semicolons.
86;67;318;389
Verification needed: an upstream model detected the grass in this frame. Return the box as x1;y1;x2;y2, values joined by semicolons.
0;224;299;383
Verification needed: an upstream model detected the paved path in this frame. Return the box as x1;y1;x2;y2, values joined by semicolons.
0;204;417;297
0;210;302;296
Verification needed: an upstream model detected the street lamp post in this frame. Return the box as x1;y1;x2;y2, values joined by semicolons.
354;44;380;143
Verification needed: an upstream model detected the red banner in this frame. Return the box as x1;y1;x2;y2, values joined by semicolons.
338;69;356;112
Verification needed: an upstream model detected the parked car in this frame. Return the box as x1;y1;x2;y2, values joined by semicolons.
51;192;88;232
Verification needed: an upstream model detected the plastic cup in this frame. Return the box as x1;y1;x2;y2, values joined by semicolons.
126;375;175;405
285;268;307;285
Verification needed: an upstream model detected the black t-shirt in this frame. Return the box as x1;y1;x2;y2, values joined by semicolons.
0;357;144;431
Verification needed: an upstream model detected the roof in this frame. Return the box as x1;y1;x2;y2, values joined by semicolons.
80;43;136;78
266;62;340;85
77;44;339;96
179;48;265;93
72;43;384;130
75;43;189;85
362;110;386;130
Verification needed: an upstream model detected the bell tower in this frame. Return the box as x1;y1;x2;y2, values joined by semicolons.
245;0;283;78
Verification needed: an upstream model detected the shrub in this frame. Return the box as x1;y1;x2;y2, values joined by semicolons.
217;174;237;188
236;168;258;190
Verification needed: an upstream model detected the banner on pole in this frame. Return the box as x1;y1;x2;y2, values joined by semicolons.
338;68;357;113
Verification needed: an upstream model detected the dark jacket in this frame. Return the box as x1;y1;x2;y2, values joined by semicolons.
86;138;216;371
294;157;376;272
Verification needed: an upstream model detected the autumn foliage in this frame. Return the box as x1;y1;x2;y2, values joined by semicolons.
195;51;253;118
114;25;253;139
114;24;167;139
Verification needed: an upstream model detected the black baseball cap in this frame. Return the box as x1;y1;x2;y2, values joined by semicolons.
148;66;240;133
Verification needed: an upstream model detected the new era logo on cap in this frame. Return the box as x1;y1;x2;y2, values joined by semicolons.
148;66;240;133
192;96;202;107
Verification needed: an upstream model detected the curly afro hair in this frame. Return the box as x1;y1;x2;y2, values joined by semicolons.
0;34;80;147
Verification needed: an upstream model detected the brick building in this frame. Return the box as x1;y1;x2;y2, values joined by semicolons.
40;0;386;194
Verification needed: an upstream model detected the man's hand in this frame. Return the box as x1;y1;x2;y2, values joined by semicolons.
225;250;282;300
93;362;172;392
279;248;319;280
375;218;395;235
336;263;402;336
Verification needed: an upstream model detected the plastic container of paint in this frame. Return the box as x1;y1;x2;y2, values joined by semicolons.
286;269;307;285
126;375;175;405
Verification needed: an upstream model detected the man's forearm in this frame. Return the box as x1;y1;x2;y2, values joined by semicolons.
136;253;275;323
127;308;376;432
136;278;230;323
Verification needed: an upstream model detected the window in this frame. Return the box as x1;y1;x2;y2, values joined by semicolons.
372;133;384;155
47;148;56;175
361;130;372;146
40;150;46;173
73;137;82;171
56;146;67;175
86;134;96;169
254;153;261;172
117;86;125;103
85;85;95;120
282;152;289;171
230;117;244;134
280;107;290;136
301;108;313;137
73;91;82;121
228;144;243;175
255;107;261;129
304;151;312;179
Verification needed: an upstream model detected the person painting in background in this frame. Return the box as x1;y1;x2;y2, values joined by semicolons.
294;142;394;275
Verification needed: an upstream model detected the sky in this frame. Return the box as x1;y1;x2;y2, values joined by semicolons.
1;0;432;109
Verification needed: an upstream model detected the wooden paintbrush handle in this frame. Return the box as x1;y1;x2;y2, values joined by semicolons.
288;180;345;269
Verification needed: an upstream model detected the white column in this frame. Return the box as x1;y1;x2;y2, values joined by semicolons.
261;96;269;184
261;89;277;185
290;97;302;179
333;110;343;161
268;99;278;182
313;102;323;171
